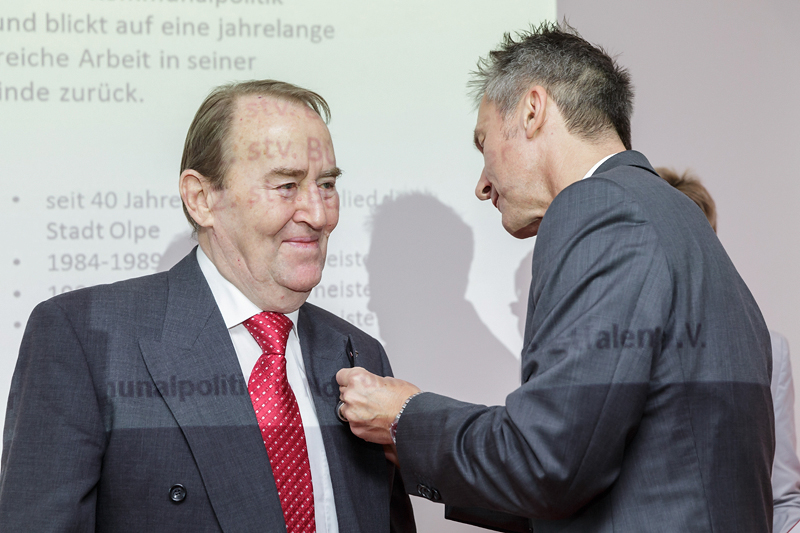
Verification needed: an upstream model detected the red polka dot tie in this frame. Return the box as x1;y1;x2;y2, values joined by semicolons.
244;312;316;533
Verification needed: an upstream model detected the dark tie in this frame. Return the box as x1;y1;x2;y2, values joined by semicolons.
244;312;316;533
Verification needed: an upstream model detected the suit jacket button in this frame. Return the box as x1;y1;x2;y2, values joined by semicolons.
430;488;442;502
169;484;187;503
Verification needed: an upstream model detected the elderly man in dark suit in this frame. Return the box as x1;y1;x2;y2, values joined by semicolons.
337;23;774;532
0;80;415;532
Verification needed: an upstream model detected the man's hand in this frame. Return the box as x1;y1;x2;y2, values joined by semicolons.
336;367;421;445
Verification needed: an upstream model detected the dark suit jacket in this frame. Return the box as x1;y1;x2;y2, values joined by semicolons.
0;251;415;532
397;151;774;532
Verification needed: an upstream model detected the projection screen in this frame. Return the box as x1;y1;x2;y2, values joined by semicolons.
2;1;553;530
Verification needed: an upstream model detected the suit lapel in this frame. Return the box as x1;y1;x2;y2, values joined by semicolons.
139;252;285;533
297;305;349;428
298;305;392;532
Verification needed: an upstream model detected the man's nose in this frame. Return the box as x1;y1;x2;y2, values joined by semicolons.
294;183;327;229
475;169;492;201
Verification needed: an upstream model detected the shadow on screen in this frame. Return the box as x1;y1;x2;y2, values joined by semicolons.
366;192;519;407
367;192;524;532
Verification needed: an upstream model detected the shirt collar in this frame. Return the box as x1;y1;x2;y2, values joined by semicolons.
196;246;299;331
581;152;619;180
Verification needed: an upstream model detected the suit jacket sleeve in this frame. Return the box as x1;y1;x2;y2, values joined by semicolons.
0;298;106;530
771;331;800;533
395;177;669;519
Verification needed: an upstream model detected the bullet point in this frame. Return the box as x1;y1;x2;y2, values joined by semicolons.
13;259;20;265
14;322;21;328
12;196;19;203
13;291;21;298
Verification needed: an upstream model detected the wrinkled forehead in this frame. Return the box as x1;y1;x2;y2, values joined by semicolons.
230;94;330;141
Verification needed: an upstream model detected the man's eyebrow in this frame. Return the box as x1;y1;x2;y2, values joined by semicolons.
473;130;483;152
320;167;342;179
269;167;306;178
267;166;342;179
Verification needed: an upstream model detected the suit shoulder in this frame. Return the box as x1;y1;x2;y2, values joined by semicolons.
543;164;709;245
560;165;669;206
47;271;169;311
549;173;633;218
538;174;653;247
31;272;170;337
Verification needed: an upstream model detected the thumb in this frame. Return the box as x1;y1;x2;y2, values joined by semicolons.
336;367;356;387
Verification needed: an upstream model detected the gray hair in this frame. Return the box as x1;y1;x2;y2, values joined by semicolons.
469;21;633;150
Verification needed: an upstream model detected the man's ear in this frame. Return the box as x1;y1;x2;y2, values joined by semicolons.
180;169;215;228
522;85;549;139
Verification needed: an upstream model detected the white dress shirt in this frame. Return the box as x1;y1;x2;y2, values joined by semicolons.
196;247;339;533
582;153;617;180
770;331;800;533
